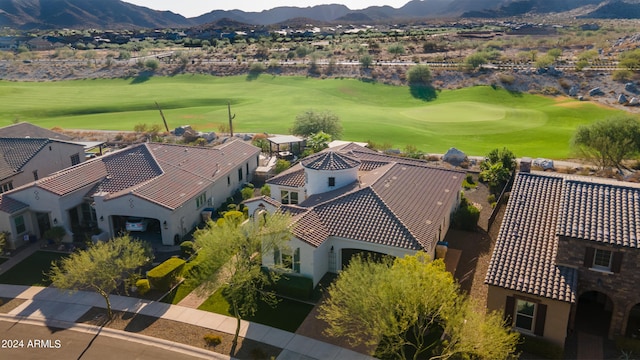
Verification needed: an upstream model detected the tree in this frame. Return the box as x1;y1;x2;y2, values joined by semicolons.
318;253;518;360
572;115;640;170
464;52;487;70
407;65;436;101
360;54;373;69
191;212;292;350
307;131;332;153
274;159;291;174
291;110;342;139
48;235;152;320
480;148;516;194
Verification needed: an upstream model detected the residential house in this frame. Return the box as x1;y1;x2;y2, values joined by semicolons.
0;140;260;250
486;169;640;348
244;143;464;286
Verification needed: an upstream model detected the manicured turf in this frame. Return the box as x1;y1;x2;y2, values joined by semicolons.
0;251;67;286
0;75;623;158
198;288;314;332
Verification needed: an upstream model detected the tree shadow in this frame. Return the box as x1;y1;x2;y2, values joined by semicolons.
409;85;438;101
246;71;261;81
130;71;154;84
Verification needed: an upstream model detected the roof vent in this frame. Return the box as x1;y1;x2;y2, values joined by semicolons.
520;157;532;173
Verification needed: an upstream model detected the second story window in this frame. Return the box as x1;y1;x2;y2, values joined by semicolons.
33;170;38;181
238;168;243;182
196;193;206;209
593;249;613;271
584;246;623;273
71;153;81;166
328;177;336;187
0;181;13;193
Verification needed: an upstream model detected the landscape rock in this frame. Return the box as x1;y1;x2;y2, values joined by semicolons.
443;147;468;166
626;82;639;94
174;125;192;136
589;87;604;96
618;94;628;104
198;132;217;142
547;66;563;76
578;96;585;101
630;97;640;106
569;85;579;97
533;158;555;170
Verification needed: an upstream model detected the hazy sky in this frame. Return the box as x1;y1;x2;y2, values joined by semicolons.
121;1;411;17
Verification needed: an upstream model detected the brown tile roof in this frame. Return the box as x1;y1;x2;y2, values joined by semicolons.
558;179;640;247
267;164;306;188
485;172;578;303
301;151;361;171
22;139;259;210
0;195;29;214
0;122;71;141
0;138;50;180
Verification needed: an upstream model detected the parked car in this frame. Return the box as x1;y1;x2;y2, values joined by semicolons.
125;217;149;232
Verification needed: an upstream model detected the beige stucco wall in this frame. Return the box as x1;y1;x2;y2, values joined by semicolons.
3;141;85;188
487;285;572;348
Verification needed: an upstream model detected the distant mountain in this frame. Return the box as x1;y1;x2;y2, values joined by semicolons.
579;0;640;19
0;0;192;29
1;0;639;30
462;0;604;18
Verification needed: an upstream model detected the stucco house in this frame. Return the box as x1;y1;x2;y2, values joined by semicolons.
486;169;640;348
0;139;260;249
244;143;465;286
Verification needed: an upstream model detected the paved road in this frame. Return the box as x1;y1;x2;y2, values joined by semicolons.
0;321;202;360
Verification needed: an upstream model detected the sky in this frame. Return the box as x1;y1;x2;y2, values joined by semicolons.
121;1;412;18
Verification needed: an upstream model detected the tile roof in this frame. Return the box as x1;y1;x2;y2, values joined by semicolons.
301;151;361;171
558;179;640;247
267;164;306;188
0;138;50;180
0;195;29;214
485;172;578;303
18;139;259;210
0;122;72;141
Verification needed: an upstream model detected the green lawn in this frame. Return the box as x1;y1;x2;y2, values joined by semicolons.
0;258;7;265
0;75;623;158
0;251;67;286
198;288;314;333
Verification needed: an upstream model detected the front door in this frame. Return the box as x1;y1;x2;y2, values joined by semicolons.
35;212;51;238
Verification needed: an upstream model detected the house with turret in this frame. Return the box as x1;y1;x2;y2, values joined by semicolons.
244;143;465;286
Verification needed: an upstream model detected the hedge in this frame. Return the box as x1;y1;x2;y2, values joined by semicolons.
262;267;313;300
135;279;150;295
517;334;564;360
147;257;186;291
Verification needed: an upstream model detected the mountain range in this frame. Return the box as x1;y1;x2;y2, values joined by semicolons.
0;0;638;30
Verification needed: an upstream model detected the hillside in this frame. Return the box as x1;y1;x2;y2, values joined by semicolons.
2;0;638;30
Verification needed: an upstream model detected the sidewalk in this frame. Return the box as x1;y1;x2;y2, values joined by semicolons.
0;284;372;360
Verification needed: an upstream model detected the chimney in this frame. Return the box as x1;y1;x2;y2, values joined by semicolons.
520;157;532;173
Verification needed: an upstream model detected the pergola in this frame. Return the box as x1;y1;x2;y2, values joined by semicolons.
267;135;305;158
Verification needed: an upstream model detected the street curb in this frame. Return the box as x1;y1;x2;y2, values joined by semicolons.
0;314;232;360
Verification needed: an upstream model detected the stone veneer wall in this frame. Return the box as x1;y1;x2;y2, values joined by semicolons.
556;236;640;339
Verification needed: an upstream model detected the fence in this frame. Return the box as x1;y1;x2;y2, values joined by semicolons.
487;170;516;231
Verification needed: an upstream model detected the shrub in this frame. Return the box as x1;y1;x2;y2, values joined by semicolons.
136;279;150;295
147;258;186;291
517;334;563;360
452;193;480;231
180;241;195;258
203;334;222;347
43;226;66;244
613;69;634;82
498;73;515;85
274;159;291;174
260;185;271;197
241;187;254;200
487;194;496;203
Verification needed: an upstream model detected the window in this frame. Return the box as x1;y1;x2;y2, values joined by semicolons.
33;170;38;181
515;299;536;332
196;193;206;208
256;156;259;167
14;215;26;234
281;190;298;205
0;181;13;193
328;177;336;187
293;248;301;273
246;163;249;177
70;153;81;166
593;249;613;271
227;176;231;186
238;168;243;182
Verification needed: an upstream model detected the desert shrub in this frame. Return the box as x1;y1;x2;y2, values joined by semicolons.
179;241;195;258
147;258;186;291
135;279;150;295
517;334;563;360
613;69;634;82
274;159;291;174
452;193;480;231
487;194;496;203
241;187;254;200
260;185;271;197
558;78;571;89
203;334;222;347
43;226;66;244
498;73;515;85
144;58;159;70
465;174;474;184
